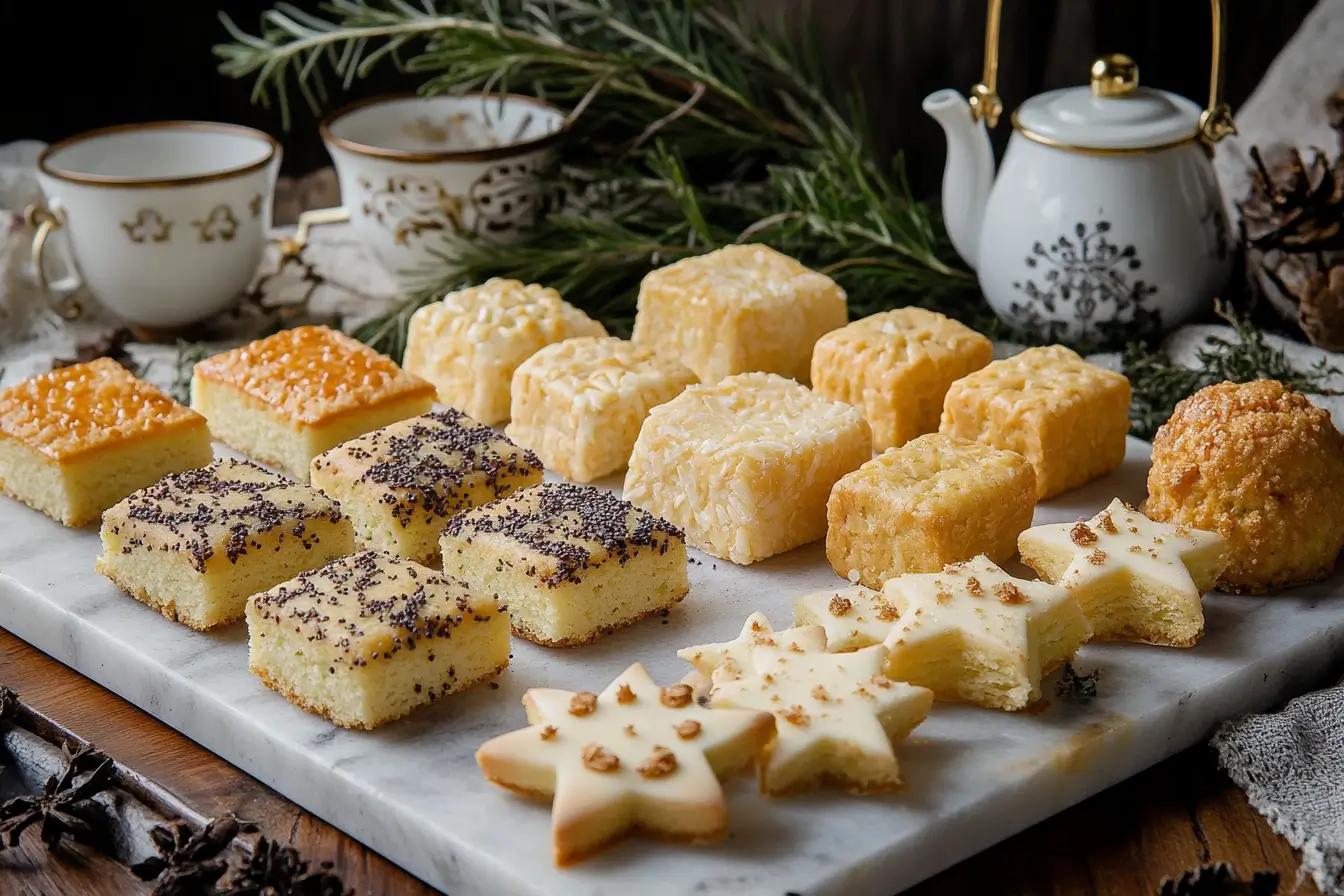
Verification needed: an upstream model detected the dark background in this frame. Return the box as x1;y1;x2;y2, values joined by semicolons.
0;0;1318;197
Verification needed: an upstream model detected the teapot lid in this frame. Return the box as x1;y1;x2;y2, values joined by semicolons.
1012;54;1203;151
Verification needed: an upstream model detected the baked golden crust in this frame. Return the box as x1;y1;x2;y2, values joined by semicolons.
1145;380;1344;593
0;358;204;461
193;325;434;426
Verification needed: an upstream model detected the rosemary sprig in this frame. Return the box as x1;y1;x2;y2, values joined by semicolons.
216;0;979;361
1124;302;1343;440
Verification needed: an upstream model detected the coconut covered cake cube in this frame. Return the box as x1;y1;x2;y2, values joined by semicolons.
247;550;510;729
310;409;543;565
439;483;688;647
826;434;1037;588
506;336;697;483
631;244;848;385
96;459;355;630
810;307;993;451
623;372;872;565
402;279;606;425
939;345;1131;499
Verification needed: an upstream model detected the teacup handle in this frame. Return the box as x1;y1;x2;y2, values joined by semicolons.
277;206;350;258
23;201;84;320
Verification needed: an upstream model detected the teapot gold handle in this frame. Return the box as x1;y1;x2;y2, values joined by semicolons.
968;0;1236;146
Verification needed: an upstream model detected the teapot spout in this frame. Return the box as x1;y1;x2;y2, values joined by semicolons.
922;89;996;271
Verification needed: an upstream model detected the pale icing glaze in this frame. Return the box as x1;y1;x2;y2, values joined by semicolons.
792;584;900;652
476;663;772;859
677;611;826;687
711;643;933;791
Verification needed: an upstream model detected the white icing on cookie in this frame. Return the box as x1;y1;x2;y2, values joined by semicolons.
711;643;932;796
677;611;826;688
792;584;900;651
475;662;773;866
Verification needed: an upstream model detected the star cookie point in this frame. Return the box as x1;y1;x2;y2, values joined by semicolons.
677;611;826;691
880;556;1091;711
792;584;903;652
475;662;772;866
1018;498;1229;647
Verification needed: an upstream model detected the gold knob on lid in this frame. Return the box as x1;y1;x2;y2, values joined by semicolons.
1091;53;1139;97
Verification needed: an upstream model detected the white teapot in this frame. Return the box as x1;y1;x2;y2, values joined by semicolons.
924;0;1236;344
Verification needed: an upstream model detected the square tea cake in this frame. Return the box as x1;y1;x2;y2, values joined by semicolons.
97;459;356;630
440;482;689;646
191;325;435;482
248;550;510;729
0;358;212;527
310;409;544;565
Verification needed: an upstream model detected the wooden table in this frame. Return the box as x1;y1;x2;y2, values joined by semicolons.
0;627;1317;896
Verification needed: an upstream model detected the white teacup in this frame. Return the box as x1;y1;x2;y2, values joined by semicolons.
31;121;281;328
299;93;566;283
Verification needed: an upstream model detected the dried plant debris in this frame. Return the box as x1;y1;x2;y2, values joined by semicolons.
0;742;116;851
1056;661;1100;702
52;327;147;378
132;814;257;896
1156;862;1280;896
171;341;211;405
217;836;351;896
0;685;16;720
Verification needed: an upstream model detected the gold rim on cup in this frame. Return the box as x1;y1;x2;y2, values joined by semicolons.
319;92;569;163
37;121;283;189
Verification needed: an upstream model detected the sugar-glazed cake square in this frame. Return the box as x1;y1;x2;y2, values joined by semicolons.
191;326;434;483
623;372;872;565
247;550;510;729
439;482;689;646
939;345;1131;499
506;336;697;483
631;244;848;385
97;459;356;631
310;409;543;565
811;308;993;451
0;358;213;527
402;279;606;425
826;434;1037;588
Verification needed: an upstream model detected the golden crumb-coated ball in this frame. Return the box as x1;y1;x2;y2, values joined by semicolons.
1144;380;1344;593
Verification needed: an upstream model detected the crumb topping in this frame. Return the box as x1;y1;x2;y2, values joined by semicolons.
569;692;598;716
877;603;900;621
674;720;701;739
581;744;620;773
1087;549;1108;565
965;577;983;597
810;685;830;701
1097;511;1119;535
828;595;853;616
616;683;637;704
623;724;637;737
0;357;202;460
995;582;1028;604
660;684;693;708
540;725;558;741
108;459;343;573
780;705;810;727
636;746;678;779
441;482;683;587
1070;523;1098;546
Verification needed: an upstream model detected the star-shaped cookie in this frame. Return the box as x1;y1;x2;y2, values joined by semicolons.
712;643;933;796
475;663;773;866
1017;498;1229;647
792;584;901;651
880;556;1092;711
677;611;826;693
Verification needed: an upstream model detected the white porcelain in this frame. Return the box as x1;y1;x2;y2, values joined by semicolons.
2;436;1343;896
33;122;280;328
925;77;1234;344
317;93;565;284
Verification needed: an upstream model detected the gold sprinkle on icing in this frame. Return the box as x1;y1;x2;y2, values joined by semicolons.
780;705;810;727
540;725;558;740
965;577;983;597
1097;511;1119;535
636;745;678;779
674;719;701;740
581;744;620;772
660;684;693;708
616;683;637;704
1087;549;1108;565
1070;523;1098;546
995;582;1028;605
569;692;598;716
828;595;853;616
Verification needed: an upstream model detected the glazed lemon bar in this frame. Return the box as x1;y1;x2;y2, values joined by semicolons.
506;336;697;483
0;358;212;527
440;483;689;646
826;434;1037;587
631;244;848;385
248;550;510;729
191;326;435;482
402;279;606;425
624;372;871;565
96;459;355;631
311;410;543;565
939;345;1131;499
811;308;993;451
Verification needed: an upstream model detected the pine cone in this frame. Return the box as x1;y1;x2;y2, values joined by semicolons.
1300;265;1344;351
1241;146;1344;252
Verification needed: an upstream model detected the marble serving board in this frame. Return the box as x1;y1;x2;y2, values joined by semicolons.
2;436;1343;896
